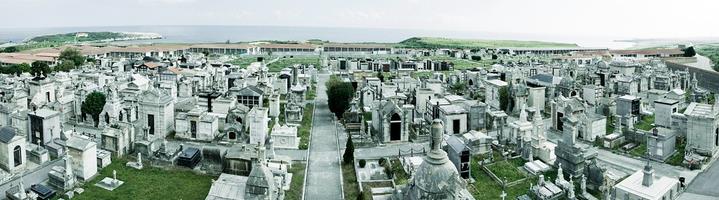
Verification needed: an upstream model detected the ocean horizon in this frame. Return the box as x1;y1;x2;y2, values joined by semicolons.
0;25;635;49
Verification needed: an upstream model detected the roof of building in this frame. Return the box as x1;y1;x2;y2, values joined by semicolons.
610;48;684;55
205;173;248;200
655;98;679;105
439;104;467;115
29;108;60;118
0;127;17;143
485;79;508;87
684;102;717;118
615;169;678;200
66;136;96;151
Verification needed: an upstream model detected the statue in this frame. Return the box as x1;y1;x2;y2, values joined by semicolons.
581;175;587;194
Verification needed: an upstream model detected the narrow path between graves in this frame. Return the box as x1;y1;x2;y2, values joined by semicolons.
303;73;343;199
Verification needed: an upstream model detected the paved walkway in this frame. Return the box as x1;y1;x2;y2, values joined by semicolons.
303;74;343;200
683;156;719;198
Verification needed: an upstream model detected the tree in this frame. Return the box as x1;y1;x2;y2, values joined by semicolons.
59;48;85;67
498;87;510;112
343;135;355;165
81;91;107;127
16;63;30;74
0;46;18;53
31;61;51;77
326;75;355;118
449;81;466;94
683;46;696;57
377;72;385;82
54;60;75;72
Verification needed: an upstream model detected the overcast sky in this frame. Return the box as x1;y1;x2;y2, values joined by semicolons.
1;0;717;39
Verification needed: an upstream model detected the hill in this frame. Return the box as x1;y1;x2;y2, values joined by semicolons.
397;37;578;49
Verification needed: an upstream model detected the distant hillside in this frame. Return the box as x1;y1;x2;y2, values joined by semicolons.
397;37;578;49
28;32;161;43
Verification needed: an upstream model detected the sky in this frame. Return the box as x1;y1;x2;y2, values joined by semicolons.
1;0;717;39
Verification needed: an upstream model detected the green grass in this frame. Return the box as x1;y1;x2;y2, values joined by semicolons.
228;56;271;67
298;103;315;149
470;156;537;199
342;163;367;200
635;115;655;131
485;159;527;183
397;37;578;49
306;84;316;100
266;56;321;72
390;159;410;185
362;112;372;121
71;158;216;200
285;162;307;200
696;45;719;71
629;143;647;157
666;139;686;166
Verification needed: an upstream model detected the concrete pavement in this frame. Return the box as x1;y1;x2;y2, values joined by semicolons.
683;156;719;197
303;74;343;200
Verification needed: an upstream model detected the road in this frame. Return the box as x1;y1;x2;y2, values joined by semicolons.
303;73;343;200
681;157;719;198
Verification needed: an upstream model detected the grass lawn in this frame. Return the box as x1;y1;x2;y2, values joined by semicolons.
72;158;216;200
342;163;366;200
285;162;307;200
228;56;267;67
628;143;647;157
298;103;315;149
266;56;321;72
470;156;536;199
485;159;527;183
306;84;316;100
635;115;655;131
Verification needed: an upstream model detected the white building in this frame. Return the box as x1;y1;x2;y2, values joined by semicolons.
485;79;508;110
175;107;219;141
614;164;679;200
247;107;269;146
684;102;719;156
0;127;26;173
270;123;299;149
66;136;98;181
139;87;175;141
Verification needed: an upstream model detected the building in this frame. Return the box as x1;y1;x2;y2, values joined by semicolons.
484;79;508;110
27;108;61;147
139;87;175;140
0;127;26;173
65;136;98;181
684;102;719;156
247;107;269;146
175;107;219;141
233;86;264;109
654;99;679;128
444;135;471;179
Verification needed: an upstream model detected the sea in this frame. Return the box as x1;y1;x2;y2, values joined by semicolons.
0;25;635;49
